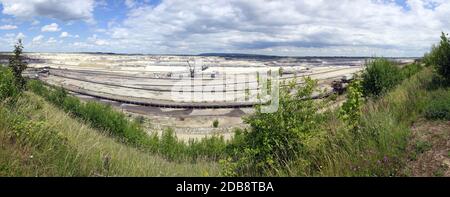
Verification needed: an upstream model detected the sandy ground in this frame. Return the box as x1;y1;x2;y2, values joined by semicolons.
403;120;450;177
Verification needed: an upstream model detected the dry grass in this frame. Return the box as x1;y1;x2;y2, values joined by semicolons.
0;92;219;177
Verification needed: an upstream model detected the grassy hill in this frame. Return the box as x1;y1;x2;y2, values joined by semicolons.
1;63;449;177
0;92;219;176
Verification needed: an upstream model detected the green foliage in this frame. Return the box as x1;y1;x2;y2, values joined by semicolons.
0;94;219;176
0;67;20;101
361;58;401;98
213;119;219;128
188;135;227;161
159;128;185;161
26;80;228;162
424;90;450;120
0;101;80;176
8;39;28;90
223;67;436;176
423;45;438;66
225;77;326;175
328;92;338;101
400;63;423;79
48;86;68;105
27;79;49;96
339;78;363;130
62;96;82;116
415;140;432;154
429;32;450;83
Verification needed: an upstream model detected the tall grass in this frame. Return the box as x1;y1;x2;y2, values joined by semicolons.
0;66;20;101
304;67;433;176
224;65;434;177
0;93;219;176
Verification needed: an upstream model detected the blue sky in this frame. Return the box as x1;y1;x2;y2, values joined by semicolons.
0;0;449;57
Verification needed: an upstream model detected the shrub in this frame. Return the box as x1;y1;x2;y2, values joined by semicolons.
48;86;68;106
424;90;450;120
62;96;81;116
423;44;438;66
0;67;20;101
159;128;185;161
361;58;401;98
188;135;227;161
225;77;326;175
339;78;363;130
213;120;219;128
433;33;450;83
27;79;48;96
8;39;27;90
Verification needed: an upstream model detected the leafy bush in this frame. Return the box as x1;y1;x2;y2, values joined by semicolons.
225;78;327;175
424;90;450;120
213;120;219;128
8;39;27;90
188;135;227;161
27;79;49;96
0;67;20;101
432;33;450;83
48;86;68;106
62;96;82;116
361;58;401;98
339;78;363;130
159;128;185;161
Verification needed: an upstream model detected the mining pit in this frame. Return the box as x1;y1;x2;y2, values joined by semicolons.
1;53;415;141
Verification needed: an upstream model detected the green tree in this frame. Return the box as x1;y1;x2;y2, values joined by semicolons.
9;39;28;90
434;32;450;83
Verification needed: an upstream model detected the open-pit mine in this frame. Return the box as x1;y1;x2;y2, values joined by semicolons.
0;53;415;140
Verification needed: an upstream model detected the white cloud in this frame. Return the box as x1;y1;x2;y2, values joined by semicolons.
47;37;58;44
94;40;109;46
0;0;95;22
0;24;17;30
88;34;109;46
16;32;25;40
41;23;61;32
3;0;450;56
100;0;450;56
60;32;69;38
59;31;79;39
32;35;44;43
124;0;136;8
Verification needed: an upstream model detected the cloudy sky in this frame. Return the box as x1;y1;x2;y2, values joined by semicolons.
0;0;449;57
